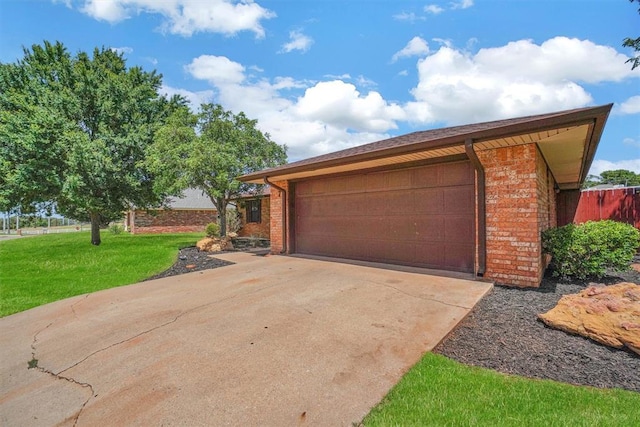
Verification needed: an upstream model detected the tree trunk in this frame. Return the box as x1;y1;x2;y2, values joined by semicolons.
90;211;101;246
217;198;227;237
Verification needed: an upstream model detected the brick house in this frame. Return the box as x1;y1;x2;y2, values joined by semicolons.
239;105;612;287
234;188;271;239
125;188;217;234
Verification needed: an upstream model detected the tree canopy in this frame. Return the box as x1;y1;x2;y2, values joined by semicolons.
0;41;181;245
583;169;640;188
623;0;640;69
146;103;287;236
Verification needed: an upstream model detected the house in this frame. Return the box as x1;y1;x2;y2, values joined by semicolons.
239;104;613;288
125;188;217;234
233;187;271;239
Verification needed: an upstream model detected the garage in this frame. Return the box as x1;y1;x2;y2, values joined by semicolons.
240;105;612;287
293;160;475;272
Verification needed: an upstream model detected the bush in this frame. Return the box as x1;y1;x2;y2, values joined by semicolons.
542;220;640;279
205;222;220;238
108;224;124;235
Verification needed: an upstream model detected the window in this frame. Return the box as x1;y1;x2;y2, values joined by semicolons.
246;199;261;223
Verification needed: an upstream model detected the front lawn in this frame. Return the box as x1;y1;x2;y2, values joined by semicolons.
363;353;640;426
0;232;201;317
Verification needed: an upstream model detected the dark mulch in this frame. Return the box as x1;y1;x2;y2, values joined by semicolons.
145;246;233;280
149;247;640;393
434;266;640;393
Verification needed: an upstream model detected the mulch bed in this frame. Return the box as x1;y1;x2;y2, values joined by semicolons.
144;246;233;280
149;247;640;393
434;266;640;393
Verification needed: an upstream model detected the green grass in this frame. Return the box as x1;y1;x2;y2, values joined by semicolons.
0;231;202;317
363;353;640;426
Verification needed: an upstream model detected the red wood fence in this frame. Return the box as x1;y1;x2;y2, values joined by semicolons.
572;187;640;228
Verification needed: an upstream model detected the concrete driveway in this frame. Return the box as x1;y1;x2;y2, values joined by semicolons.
1;252;492;426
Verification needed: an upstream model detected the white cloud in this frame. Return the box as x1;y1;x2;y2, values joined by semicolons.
589;159;640;175
294;80;405;133
160;85;214;110
623;137;640;148
392;36;430;62
450;0;474;10
405;37;640;125
73;0;275;37
110;46;133;55
185;55;405;160
280;30;314;54
185;55;246;85
180;36;638;161
424;5;444;14
619;95;640;114
356;75;377;88
392;12;425;22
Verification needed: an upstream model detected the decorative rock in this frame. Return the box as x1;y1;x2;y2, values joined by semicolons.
538;282;640;355
196;237;234;252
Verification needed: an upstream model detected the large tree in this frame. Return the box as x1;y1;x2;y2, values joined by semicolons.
623;0;640;69
147;103;287;236
0;41;180;245
583;169;640;188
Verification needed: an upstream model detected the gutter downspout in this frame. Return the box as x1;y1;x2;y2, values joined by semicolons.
264;177;287;254
465;138;486;277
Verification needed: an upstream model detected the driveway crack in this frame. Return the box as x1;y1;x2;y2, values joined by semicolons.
27;279;285;425
368;281;473;310
30;321;94;427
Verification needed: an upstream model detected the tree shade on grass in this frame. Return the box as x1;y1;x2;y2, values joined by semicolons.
0;232;201;317
363;353;640;426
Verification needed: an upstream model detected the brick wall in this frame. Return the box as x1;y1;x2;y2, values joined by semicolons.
269;181;289;253
131;209;217;234
478;143;555;287
237;197;271;238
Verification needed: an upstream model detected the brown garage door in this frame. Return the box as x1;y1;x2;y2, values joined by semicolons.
294;160;475;273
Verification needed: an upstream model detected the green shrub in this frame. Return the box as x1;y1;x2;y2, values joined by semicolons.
108;224;124;235
205;222;220;238
542;220;640;279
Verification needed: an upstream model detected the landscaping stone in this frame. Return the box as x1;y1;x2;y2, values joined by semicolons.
196;236;234;252
538;282;640;355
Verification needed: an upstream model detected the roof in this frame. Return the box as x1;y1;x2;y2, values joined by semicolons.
167;188;216;210
240;104;612;190
232;186;271;200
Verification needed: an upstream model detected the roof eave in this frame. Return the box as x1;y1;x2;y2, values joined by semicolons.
239;104;613;184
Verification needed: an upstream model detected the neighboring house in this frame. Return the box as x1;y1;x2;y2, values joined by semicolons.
125;188;217;234
558;186;640;229
233;187;270;239
240;104;613;288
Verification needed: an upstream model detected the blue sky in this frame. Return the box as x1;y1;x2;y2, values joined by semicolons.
1;0;639;175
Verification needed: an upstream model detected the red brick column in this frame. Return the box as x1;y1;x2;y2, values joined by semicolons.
269;181;289;253
477;143;555;287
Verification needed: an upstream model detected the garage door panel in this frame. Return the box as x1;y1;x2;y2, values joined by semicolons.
416;216;445;242
445;216;473;243
295;160;475;273
388;216;418;240
367;240;416;264
444;243;474;271
366;172;387;191
415;188;444;213
386;169;413;190
415;242;446;268
444;187;475;214
365;192;390;215
440;161;474;186
387;190;415;214
413;164;439;188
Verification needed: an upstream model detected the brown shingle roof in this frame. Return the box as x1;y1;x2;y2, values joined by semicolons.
239;104;612;183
